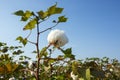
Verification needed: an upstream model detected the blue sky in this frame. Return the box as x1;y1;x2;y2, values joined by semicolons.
0;0;120;60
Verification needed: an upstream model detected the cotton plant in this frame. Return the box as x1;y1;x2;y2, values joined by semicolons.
14;3;70;80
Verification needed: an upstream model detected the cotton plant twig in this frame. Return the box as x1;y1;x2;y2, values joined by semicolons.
57;47;64;52
25;30;36;45
27;40;36;45
39;22;59;34
26;30;32;39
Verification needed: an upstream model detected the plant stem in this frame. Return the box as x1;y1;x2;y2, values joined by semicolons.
36;21;40;80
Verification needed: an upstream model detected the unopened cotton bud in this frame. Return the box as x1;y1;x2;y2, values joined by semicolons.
47;29;68;47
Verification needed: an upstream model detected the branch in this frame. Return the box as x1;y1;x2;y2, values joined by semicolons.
27;40;36;45
26;30;32;39
25;30;36;45
57;47;64;52
39;23;59;34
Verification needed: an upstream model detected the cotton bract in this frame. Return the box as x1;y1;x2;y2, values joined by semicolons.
47;29;68;47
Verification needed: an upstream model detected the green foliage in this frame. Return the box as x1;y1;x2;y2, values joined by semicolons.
37;10;48;20
0;62;18;75
62;48;75;59
16;36;27;46
47;3;63;16
23;18;37;30
22;10;33;21
12;50;24;55
0;42;25;79
37;3;63;20
1;46;8;53
39;47;48;58
86;68;90;80
14;10;24;16
58;16;67;22
0;42;120;79
14;10;33;21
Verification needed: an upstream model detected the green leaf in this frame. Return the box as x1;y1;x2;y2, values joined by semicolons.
57;55;64;60
0;54;11;61
56;75;64;80
14;10;33;21
2;47;8;53
13;50;24;55
22;38;27;46
5;62;18;72
47;4;56;15
16;36;23;42
0;67;5;74
47;4;63;16
63;48;72;54
16;36;27;46
21;10;32;21
72;61;79;74
23;19;37;30
48;58;56;64
0;42;3;47
37;10;48;20
79;78;84;80
14;10;24;16
58;16;67;22
32;50;37;54
62;48;75;59
86;68;90;80
40;47;48;58
90;68;105;78
55;7;63;14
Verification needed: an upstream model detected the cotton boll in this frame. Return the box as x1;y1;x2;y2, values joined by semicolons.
109;68;113;72
71;71;78;80
15;60;21;65
30;71;34;76
28;61;34;69
9;77;15;80
28;61;36;69
47;29;68;47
